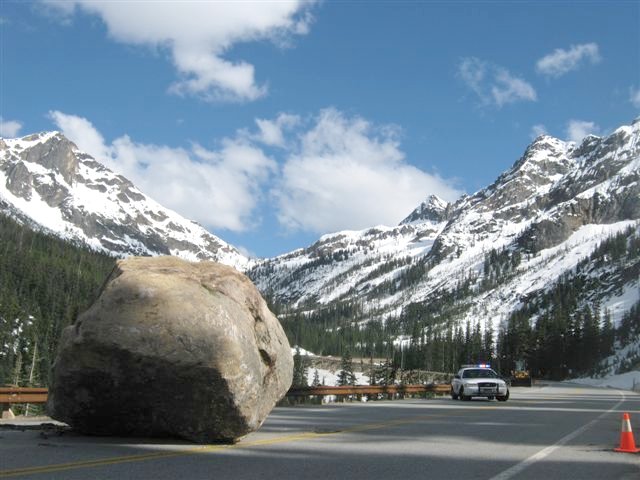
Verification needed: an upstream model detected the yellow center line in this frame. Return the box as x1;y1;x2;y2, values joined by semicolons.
0;407;496;478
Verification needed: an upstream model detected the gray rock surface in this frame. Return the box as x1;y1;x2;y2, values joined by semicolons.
0;132;250;268
47;256;292;443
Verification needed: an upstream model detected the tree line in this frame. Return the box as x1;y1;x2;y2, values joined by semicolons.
0;214;115;387
2;209;638;390
284;226;640;380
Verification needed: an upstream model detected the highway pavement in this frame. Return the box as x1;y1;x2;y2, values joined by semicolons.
1;383;639;479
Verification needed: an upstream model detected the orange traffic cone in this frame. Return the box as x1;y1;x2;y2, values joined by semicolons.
614;413;640;453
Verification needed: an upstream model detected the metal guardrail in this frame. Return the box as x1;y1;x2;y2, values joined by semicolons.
0;387;48;405
286;383;451;397
0;384;451;413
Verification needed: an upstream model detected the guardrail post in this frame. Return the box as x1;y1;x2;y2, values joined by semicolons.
1;403;15;420
285;383;450;402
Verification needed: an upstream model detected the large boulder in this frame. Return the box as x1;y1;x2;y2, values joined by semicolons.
47;256;292;443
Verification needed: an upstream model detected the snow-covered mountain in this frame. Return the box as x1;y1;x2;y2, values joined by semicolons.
249;196;450;307
4;122;638;385
2;121;638;338
250;119;640;333
0;132;250;270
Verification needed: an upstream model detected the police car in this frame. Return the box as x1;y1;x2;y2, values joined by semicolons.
450;364;509;401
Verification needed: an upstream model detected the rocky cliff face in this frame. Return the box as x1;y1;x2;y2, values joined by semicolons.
0;132;250;269
431;122;639;261
249;119;640;330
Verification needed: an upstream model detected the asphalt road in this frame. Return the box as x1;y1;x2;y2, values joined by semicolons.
1;383;638;479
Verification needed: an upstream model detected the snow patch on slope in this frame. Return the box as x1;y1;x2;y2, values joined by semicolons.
1;132;251;270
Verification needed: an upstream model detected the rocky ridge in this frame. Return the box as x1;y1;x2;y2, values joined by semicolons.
0;132;250;270
249;119;640;331
2;120;639;338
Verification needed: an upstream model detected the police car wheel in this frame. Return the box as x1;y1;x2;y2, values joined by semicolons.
497;390;509;402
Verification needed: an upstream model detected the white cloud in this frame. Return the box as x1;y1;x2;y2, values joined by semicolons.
630;87;640;108
48;111;109;160
491;68;537;107
41;1;315;102
530;124;547;139
536;43;601;78
566;120;600;143
458;57;487;99
49;111;276;232
273;108;463;233
254;113;301;147
458;57;536;108
49;108;463;237
0;117;23;137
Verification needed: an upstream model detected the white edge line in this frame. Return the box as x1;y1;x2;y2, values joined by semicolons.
488;390;627;480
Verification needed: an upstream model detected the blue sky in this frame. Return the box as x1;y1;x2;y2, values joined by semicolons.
1;1;639;258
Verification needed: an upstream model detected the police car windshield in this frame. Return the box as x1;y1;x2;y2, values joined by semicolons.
463;369;497;379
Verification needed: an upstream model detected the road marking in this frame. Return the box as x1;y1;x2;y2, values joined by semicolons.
3;448;218;477
488;391;627;480
2;408;493;478
0;400;504;478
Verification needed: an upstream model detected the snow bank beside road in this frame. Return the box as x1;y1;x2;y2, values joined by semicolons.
569;371;640;392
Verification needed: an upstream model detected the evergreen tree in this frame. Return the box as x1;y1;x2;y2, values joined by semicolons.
368;353;376;385
337;350;356;386
372;358;395;386
600;309;615;359
292;347;309;387
470;321;483;362
482;321;494;362
581;307;601;373
463;320;471;363
311;369;321;387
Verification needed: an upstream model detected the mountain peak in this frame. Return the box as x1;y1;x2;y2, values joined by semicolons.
496;133;574;190
0;130;250;270
249;119;640;355
7;130;66;146
400;194;450;225
524;133;570;158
